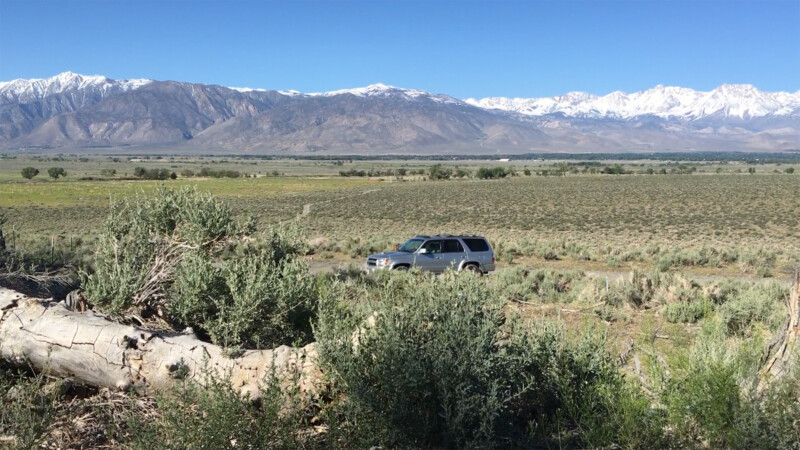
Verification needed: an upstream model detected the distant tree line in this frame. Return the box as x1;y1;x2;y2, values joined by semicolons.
179;167;241;178
134;167;177;180
475;167;512;179
339;167;430;177
251;151;800;164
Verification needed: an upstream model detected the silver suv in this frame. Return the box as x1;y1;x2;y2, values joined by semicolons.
365;235;496;275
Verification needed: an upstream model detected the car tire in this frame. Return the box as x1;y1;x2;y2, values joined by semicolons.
464;264;482;276
393;265;409;271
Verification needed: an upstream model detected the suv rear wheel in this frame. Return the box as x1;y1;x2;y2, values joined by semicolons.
463;264;482;276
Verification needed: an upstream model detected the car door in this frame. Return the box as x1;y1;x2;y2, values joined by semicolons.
441;239;466;271
415;239;447;272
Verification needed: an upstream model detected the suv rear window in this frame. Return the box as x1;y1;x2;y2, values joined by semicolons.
442;239;464;253
462;238;490;252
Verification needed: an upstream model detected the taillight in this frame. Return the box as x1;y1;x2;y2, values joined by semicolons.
492;256;495;263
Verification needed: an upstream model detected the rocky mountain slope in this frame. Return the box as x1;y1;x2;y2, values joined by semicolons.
1;72;797;154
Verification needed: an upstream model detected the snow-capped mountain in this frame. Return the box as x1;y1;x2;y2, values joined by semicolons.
233;82;461;105
0;71;151;104
465;84;800;121
1;72;798;154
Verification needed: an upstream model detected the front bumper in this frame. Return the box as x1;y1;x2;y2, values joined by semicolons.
363;263;390;273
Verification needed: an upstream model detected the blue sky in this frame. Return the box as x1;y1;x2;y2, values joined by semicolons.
0;0;798;98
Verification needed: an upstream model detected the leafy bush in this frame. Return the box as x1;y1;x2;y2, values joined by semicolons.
171;238;316;349
20;166;39;179
82;187;250;313
130;374;306;449
0;365;63;449
662;324;800;448
47;167;66;179
738;248;778;277
664;298;713;323
82;188;316;349
493;267;584;303
602;270;661;308
753;366;800;449
704;278;750;305
716;282;787;336
317;271;651;448
427;164;452;180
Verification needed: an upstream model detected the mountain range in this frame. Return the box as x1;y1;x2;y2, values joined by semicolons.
1;72;798;154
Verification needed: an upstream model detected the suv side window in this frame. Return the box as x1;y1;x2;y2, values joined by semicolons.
442;239;464;253
421;240;443;254
462;238;490;252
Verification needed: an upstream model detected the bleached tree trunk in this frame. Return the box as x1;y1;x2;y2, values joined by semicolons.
760;271;800;386
0;288;319;400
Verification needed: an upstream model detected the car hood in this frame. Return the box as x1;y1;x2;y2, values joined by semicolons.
368;251;411;259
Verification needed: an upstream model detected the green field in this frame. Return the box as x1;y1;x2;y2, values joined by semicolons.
1;155;798;277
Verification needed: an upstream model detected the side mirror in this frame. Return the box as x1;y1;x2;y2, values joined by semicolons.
418;247;428;254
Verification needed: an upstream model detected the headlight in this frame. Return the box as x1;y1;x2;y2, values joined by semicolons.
377;258;390;266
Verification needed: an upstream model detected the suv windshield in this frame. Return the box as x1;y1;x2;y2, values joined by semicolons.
398;238;424;253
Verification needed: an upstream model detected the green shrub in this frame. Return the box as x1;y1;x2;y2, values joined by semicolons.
20;166;39;179
427;164;452;180
563;376;666;449
738;248;777;276
130;374;305;449
704;278;749;305
600;270;665;308
82;187;251;313
172;241;316;349
753;366;800;448
494;267;584;303
664;298;713;323
662;324;800;448
0;365;62;449
317;271;644;448
82;188;316;349
47;167;66;179
716;282;788;336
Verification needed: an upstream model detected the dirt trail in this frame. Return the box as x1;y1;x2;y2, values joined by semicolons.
306;258;793;287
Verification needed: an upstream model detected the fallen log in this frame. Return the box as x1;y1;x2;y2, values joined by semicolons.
0;288;319;400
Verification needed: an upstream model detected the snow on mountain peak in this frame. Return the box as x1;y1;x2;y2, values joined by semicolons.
2;73;797;122
0;72;152;101
260;83;461;105
466;84;800;120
